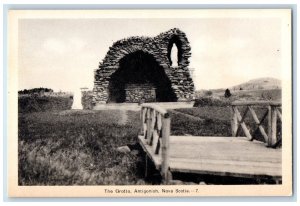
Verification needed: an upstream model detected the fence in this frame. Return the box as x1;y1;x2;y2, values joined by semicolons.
140;103;171;182
231;101;282;148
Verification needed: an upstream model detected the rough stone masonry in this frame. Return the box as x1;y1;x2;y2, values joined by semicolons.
92;28;195;105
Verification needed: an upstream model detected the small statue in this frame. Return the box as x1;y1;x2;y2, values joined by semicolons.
71;88;83;109
170;43;178;67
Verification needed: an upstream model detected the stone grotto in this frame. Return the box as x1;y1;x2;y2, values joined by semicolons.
92;28;195;105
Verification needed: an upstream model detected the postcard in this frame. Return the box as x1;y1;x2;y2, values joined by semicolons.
8;9;292;197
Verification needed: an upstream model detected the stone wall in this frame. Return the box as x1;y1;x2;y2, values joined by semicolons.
93;28;195;105
125;84;156;103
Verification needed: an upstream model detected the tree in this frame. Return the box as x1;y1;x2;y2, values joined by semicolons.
18;87;53;94
224;88;231;98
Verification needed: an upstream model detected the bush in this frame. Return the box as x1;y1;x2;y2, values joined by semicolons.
205;90;213;96
18;96;73;113
19;87;53;94
193;97;231;107
224;89;232;98
260;90;281;101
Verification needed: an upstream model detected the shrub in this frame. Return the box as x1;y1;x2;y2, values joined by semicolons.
193;97;231;107
18;87;53;94
260;90;281;101
18;96;73;113
224;89;232;98
205;90;213;96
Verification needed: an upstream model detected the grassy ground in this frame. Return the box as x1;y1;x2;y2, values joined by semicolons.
20;107;235;185
19;105;281;185
18;110;148;185
169;108;232;137
176;106;281;143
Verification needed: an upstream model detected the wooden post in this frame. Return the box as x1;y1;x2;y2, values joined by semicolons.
145;154;148;178
140;107;144;135
149;110;156;146
271;106;277;147
267;105;272;146
231;106;238;137
146;109;152;144
276;107;282;121
161;115;171;184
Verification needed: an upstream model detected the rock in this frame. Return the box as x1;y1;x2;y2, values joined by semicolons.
130;150;139;155
136;179;146;185
170;180;197;185
116;146;131;153
170;180;185;185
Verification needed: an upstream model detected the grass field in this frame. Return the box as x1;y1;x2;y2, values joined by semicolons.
169;108;232;137
20;108;237;185
18;102;281;185
18;110;147;185
176;106;281;143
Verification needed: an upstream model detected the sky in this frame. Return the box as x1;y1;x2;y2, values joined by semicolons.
18;17;284;92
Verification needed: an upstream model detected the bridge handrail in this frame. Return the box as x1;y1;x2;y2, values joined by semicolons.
231;101;282;148
141;103;169;118
140;103;171;183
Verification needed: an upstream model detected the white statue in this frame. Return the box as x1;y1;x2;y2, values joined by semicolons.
170;43;178;67
71;88;83;110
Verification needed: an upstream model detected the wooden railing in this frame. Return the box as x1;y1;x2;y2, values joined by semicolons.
140;103;171;182
231;101;282;148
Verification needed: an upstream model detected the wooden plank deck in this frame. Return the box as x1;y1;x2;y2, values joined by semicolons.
138;135;282;180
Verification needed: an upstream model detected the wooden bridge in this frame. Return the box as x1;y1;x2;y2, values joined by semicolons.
138;101;282;184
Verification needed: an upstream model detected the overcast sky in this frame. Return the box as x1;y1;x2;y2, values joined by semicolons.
18;17;284;92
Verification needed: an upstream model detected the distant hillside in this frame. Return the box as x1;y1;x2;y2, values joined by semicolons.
195;77;282;102
231;77;281;91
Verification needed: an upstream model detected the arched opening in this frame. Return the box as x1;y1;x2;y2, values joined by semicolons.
167;35;183;66
108;51;177;103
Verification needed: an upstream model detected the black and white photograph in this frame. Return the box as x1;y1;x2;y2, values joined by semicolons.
8;9;292;197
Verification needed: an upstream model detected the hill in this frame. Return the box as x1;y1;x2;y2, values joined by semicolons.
231;77;281;91
195;78;282;102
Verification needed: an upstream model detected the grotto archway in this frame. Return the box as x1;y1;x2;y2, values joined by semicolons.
108;51;177;103
93;28;195;105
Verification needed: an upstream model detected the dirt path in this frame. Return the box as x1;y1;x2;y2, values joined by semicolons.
119;110;128;125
